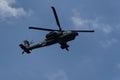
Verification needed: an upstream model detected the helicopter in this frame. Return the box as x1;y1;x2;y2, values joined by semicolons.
19;6;95;54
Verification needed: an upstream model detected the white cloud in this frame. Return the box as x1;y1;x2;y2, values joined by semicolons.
71;10;113;34
92;20;113;34
72;16;87;27
0;0;27;19
45;70;68;80
100;38;118;48
71;10;119;48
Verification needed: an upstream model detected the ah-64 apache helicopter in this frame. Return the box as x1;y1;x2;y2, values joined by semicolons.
19;6;95;54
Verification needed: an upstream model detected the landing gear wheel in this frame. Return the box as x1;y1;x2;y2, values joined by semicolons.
60;44;69;51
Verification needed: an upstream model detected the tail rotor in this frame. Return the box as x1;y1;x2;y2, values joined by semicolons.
19;40;31;54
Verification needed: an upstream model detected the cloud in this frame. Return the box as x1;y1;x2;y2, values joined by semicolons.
92;20;113;34
72;16;87;27
0;0;27;19
44;69;68;80
100;38;118;48
71;10;113;34
71;10;120;48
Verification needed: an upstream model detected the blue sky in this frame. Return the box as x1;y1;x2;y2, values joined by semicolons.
0;0;120;80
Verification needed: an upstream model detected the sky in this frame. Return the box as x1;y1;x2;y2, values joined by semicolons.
0;0;120;80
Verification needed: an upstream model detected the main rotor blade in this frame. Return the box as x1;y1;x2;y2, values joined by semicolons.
29;27;95;32
71;30;95;32
29;27;59;31
51;6;62;31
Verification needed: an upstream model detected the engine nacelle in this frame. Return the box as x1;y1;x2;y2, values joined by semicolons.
46;31;58;40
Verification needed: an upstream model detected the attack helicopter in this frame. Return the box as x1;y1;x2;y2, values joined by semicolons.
19;6;95;54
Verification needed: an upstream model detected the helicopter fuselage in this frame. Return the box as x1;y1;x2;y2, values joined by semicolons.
45;31;78;42
44;31;78;45
27;31;78;51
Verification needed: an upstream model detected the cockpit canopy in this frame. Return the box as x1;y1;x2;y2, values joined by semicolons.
46;31;61;40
